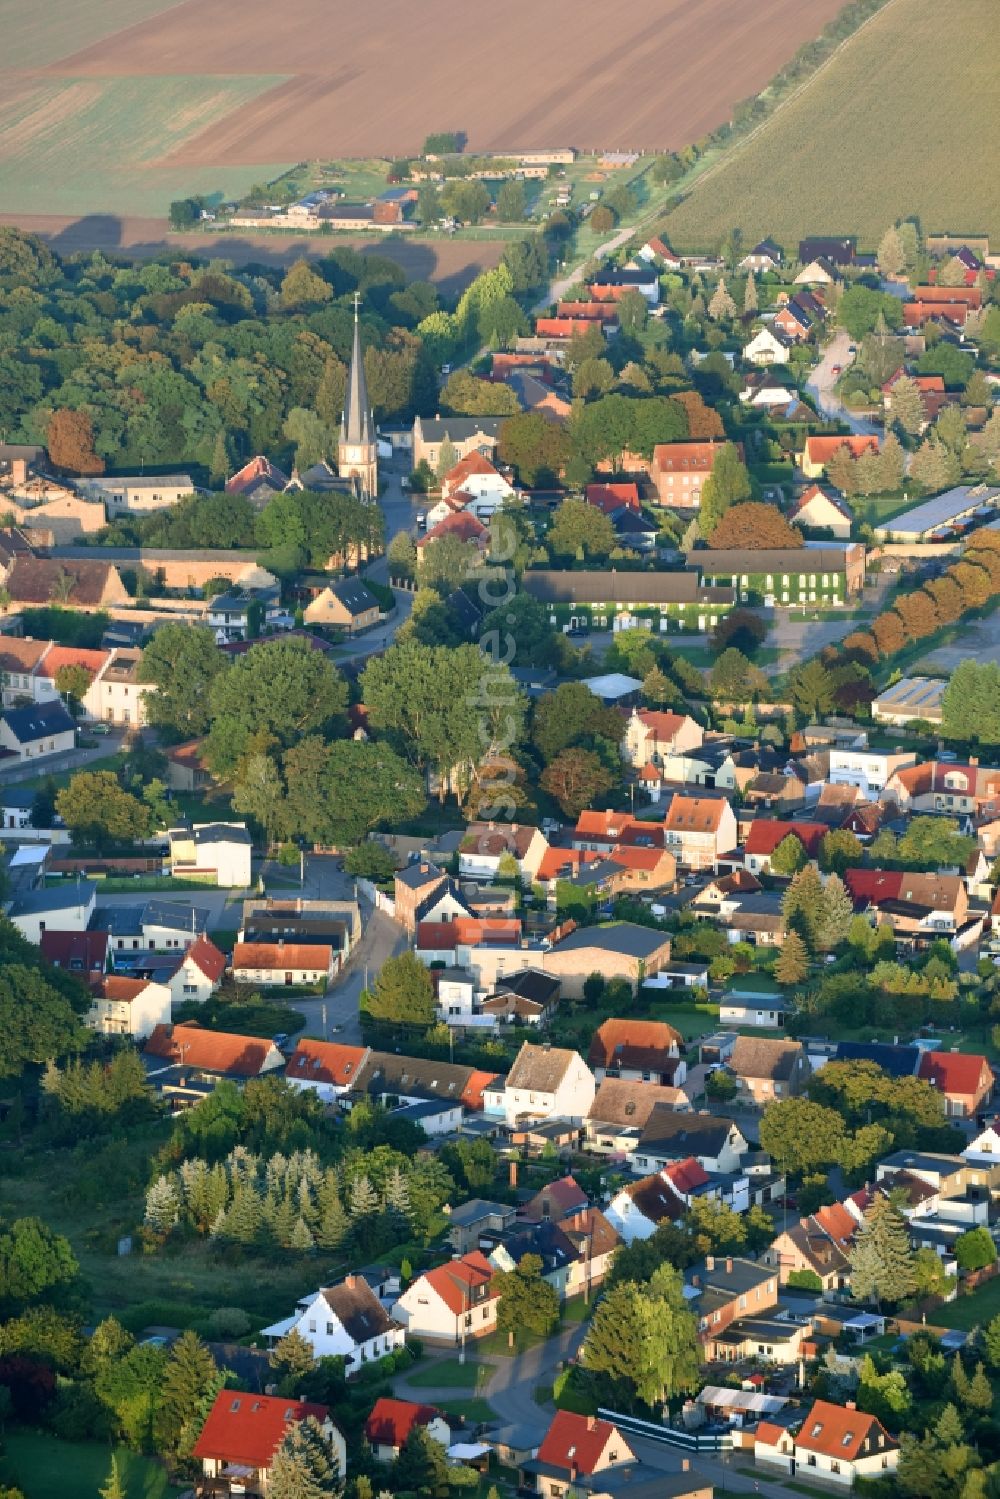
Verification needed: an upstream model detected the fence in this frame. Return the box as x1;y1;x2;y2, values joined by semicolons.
597;1407;733;1453
355;876;396;918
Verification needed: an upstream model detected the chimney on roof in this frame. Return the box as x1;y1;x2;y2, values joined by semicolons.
726;1257;733;1273
971;756;979;767
586;1416;596;1432
691;1273;700;1287
509;1159;518;1190
705;1255;715;1271
845;1400;856;1411
681;1458;691;1472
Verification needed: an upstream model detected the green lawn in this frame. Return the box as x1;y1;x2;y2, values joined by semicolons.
407;1357;493;1391
933;1279;1000;1331
16;752;127;795
433;1397;497;1424
0;1434;180;1499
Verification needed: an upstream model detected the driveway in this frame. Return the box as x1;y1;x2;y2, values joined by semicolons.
0;728;130;784
805;332;880;436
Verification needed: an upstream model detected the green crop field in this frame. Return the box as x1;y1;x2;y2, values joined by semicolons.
664;0;1000;251
0;75;288;216
0;0;181;69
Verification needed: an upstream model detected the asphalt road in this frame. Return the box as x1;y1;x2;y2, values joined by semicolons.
805;332;880;436
293;906;407;1045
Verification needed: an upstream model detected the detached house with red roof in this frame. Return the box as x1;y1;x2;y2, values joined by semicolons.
587;1018;684;1086
415;509;489;559
522;1411;636;1499
365;1398;450;1463
651;440;732;508
284;1039;369;1103
801;435;880;479
844;869;969;945
664;794;738;870
918;1050;994;1119
394;1251;499;1344
143;1021;284;1089
232;941;335;988
743;819;828;875
790;485;853;541
754;1398;899;1487
193;1391;345;1497
162;934;227;1006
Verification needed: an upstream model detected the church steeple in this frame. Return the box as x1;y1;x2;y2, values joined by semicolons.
341;292;374;450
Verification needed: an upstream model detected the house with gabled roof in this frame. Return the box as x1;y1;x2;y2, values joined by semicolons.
743;325;792;367
651;440;732;508
687;1255;779;1356
740;239;783;272
260;1273;404;1375
303;577;381;634
605;1170;685;1242
523;1410;636;1499
225;455;290;501
0;698;76;762
193;1391;345;1496
790;484;854;540
663;794;738;870
843;869;969;943
729;1036;810;1106
587;1018;684;1086
764;1206;855;1290
917;1049;994;1119
743;819;827;875
284;1039;370;1102
416;508;490;558
351;1050;498;1112
484;1042;594;1125
86;974;171;1040
801;435;879;479
458;821;549;886
394;1250;498;1344
630;1108;748;1177
586;1078;692;1156
621;708;704;768
542;924;673;999
364;1398;450;1463
142;1021;284;1084
156;933;227;1006
232;941;335;987
39;929;109;987
755;1397;899;1486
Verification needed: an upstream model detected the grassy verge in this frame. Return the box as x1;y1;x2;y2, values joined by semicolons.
933;1277;1000;1331
406;1358;493;1391
433;1397;496;1424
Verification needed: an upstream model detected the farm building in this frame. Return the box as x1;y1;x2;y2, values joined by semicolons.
876;484;1000;542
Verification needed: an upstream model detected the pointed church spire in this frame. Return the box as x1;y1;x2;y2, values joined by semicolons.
342;291;373;447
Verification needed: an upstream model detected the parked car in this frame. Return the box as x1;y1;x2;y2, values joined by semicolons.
92;723;112;735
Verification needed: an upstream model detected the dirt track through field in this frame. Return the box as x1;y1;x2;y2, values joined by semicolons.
38;0;848;161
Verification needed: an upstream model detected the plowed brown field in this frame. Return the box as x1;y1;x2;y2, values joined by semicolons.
42;0;848;162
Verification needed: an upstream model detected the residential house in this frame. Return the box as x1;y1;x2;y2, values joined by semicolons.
651;441;732;508
393;1251;498;1344
572;811;664;854
585;1080;693;1157
167;822;252;888
918;1051;994;1119
480;969;561;1026
285;1039;369;1103
621;709;704;768
585;482;640;514
193;1392;346;1496
166;740;213;793
663;795;738;870
522;569;735;635
94;648;152;727
542;924;673;999
0;699;75;762
349;1051;497;1113
790;485;854;540
798;237;857;267
742;326;792;366
208;588;288;644
444;1199;517;1254
884;759;1000;817
101;897;208;953
686;1256;779;1358
412;416;502;471
0;637;53;706
416;916;535;990
86;975;172;1040
755;1399;899;1487
39;929;109;986
590;267;660;304
225;456;290;502
630;1109;748;1177
484;1043;595;1126
764;1203;857;1290
364;1399;450;1464
729;1036;810;1106
520;1175;590;1223
143;1022;284;1084
440;452;514;513
587;1019;684;1086
801;436;880;480
416;509;489;559
743;819;827;875
739;372;799;408
844;869;969;946
394;860;449;934
231;942;334;987
262;1275;404;1374
7;881;96;944
719;975;789;1029
740;239;784;272
793;256;845;286
303;578;382;634
605;1171;686;1242
161;934;227;1006
773;291;826;342
829;746;917;798
458;822;549;886
522;1411;636;1499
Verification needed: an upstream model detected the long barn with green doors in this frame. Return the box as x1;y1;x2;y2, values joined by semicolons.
687;544;866;608
523;568;735;634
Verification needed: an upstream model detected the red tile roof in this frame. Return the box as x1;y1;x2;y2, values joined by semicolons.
143;1021;277;1077
535;317;605;339
795;1399;894;1463
97;976;151;1004
537;1411;625;1476
39;929;108;973
193;1392;328;1468
803;435;880;464
664;795;727;834
364;1397;441;1449
443;451;501;488
232;942;332;972
462;1069;500;1110
585;482;640;514
636;709;690;740
536;847;601;882
911;285;982;306
419;1251;496;1315
589;1018;682;1072
225;455;288;494
286;1038;368;1087
557;303;620;323
653;441;727;472
0;637;52;673
843;869;903;907
184;933;227;983
918;1050;994;1099
608;845;668;872
36;645;108;680
812;1202;858;1245
662;1156;710;1195
416;917;521;950
744;820;828;858
418;510;488;547
521;1174;589;1221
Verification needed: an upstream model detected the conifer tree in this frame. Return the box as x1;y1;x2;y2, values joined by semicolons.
155;1330;222;1462
270;1328;316;1382
815;873;855;953
774;931;809;986
99;1455;126;1499
144;1176;180;1239
349;1174;379;1220
289;1217;315;1252
743;270;758;316
269;1415;337;1499
849;1195;916;1307
708;278;737;321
